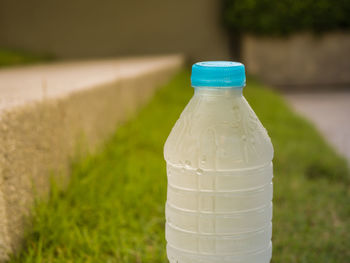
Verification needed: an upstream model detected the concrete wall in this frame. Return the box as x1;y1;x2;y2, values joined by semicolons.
242;32;350;90
0;55;183;261
0;0;230;61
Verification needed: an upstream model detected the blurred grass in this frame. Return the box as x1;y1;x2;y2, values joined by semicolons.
10;70;350;262
0;48;53;67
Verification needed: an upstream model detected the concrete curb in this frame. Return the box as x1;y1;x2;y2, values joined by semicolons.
0;55;184;260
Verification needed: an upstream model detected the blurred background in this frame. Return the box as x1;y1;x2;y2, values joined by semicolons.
1;0;349;262
1;0;349;158
1;0;350;90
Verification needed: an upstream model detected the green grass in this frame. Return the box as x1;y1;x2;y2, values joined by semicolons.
10;70;350;262
0;48;53;67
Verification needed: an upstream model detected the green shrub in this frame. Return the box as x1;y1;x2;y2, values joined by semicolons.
0;48;53;67
223;0;350;35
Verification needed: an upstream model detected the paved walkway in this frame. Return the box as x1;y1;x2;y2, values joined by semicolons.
285;92;350;164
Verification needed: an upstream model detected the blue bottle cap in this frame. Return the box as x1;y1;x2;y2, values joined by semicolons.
191;61;246;88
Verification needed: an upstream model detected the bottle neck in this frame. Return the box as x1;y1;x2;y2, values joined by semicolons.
193;87;243;97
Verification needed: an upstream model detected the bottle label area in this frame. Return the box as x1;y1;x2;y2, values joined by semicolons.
165;162;273;262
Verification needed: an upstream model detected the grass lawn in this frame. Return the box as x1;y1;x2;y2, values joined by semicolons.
10;70;350;263
0;48;52;67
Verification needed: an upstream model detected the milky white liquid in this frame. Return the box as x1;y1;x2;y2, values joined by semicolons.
164;87;274;263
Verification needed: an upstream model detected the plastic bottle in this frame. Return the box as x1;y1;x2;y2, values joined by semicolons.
164;61;274;263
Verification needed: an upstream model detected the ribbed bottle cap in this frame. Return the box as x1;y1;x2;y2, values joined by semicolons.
191;61;246;88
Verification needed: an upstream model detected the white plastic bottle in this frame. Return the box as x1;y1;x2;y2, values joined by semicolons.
164;62;274;263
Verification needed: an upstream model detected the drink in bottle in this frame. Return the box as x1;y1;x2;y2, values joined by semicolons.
164;61;274;263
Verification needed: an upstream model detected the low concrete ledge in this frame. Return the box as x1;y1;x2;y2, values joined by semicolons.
242;32;350;90
0;54;184;260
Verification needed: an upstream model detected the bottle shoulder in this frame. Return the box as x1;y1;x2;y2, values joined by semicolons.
164;94;274;170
